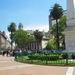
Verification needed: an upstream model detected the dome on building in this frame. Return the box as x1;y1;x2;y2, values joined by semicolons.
18;22;23;30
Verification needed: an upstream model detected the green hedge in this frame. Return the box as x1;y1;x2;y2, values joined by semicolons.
71;53;75;59
28;54;59;61
15;52;28;57
62;53;68;59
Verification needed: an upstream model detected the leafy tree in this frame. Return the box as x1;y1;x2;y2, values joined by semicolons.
12;30;35;49
46;39;56;50
34;30;43;51
7;22;16;50
38;31;43;50
12;30;28;49
28;36;35;42
50;3;63;50
50;16;67;49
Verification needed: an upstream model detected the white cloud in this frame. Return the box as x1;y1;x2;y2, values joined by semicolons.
24;24;49;32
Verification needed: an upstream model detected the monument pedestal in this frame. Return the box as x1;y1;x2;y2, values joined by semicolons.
63;27;75;52
63;0;75;52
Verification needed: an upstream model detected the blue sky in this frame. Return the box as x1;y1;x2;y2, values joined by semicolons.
0;0;66;38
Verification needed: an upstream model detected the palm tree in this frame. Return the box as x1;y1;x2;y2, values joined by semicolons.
34;30;43;52
7;22;16;51
50;3;63;50
38;32;43;50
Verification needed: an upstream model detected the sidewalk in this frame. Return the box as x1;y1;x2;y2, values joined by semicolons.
0;55;35;70
0;55;75;75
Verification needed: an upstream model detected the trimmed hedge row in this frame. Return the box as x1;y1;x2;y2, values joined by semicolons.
71;53;75;59
15;52;28;57
62;53;75;59
62;53;68;59
28;54;59;60
15;52;75;60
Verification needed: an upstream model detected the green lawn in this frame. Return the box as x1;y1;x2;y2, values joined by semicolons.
15;56;75;66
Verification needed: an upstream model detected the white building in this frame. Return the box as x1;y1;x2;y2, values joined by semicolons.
17;23;50;51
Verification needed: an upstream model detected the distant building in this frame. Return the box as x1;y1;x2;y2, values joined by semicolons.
16;23;50;51
18;22;23;30
0;31;14;50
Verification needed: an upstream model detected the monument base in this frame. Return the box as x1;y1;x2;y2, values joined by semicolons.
63;29;75;52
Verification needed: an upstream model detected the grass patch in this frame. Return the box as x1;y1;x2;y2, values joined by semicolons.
15;56;75;66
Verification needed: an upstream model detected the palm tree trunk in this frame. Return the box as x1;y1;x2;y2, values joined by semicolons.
56;19;59;50
39;41;42;50
37;40;39;51
11;32;12;51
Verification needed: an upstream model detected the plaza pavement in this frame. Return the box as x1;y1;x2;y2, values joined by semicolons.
0;55;75;75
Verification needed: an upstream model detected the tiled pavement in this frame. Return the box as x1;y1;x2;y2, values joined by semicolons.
0;55;75;75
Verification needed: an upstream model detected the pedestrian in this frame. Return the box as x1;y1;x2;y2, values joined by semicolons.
7;50;9;57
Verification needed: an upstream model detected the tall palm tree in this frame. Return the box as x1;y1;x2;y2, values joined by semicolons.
50;3;63;50
38;32;43;50
34;30;43;52
7;22;16;50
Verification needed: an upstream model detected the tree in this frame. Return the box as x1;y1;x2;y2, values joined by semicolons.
28;36;35;42
46;39;56;50
12;30;28;49
50;3;63;50
50;16;67;49
38;31;43;50
12;30;35;49
34;30;43;51
7;22;16;50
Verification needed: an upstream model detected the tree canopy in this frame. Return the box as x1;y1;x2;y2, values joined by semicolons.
7;22;16;50
50;3;63;50
34;30;43;50
46;39;56;50
50;3;63;20
50;16;67;49
12;30;35;49
8;22;16;33
50;16;67;38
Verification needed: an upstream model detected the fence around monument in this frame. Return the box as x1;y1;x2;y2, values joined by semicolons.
15;52;75;66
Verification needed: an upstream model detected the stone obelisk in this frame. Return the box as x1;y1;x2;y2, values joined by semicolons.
63;0;75;52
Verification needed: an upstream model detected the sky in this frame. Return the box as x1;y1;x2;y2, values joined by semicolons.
0;0;66;38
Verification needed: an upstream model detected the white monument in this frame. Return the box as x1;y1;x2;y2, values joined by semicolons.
63;0;75;52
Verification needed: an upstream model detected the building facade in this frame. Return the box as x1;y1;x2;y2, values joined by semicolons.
17;23;50;51
0;31;13;50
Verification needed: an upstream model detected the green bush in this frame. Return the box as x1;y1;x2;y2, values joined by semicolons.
62;53;68;59
22;52;28;56
28;54;59;61
71;53;75;59
28;54;40;60
49;56;59;60
16;52;22;57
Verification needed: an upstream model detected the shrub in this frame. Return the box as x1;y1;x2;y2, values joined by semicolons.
22;52;28;56
28;54;40;60
62;53;68;59
28;54;59;61
49;56;59;60
71;53;75;59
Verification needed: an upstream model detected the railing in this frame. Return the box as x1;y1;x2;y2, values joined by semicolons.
15;52;75;66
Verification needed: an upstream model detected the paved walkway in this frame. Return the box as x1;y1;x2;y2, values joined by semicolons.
0;55;75;75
